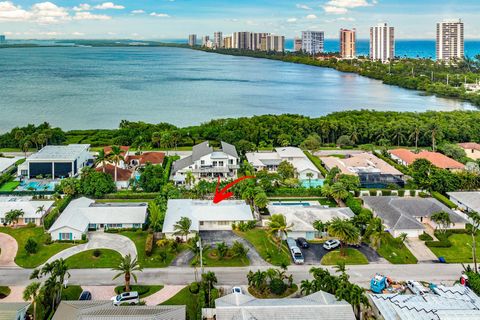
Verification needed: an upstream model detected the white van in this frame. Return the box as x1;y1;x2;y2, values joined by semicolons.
111;291;140;306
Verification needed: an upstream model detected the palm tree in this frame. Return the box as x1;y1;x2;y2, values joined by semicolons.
300;279;315;295
151;132;161;148
431;211;452;235
185;171;195;188
253;192;268;209
108;146;125;183
328;218;360;257
324;182;349;203
347;283;370;319
202;271;218;307
22;140;31;158
267;214;292;251
95;150;108;173
173;217;192;242
467;211;480;273
365;217;387;250
112;254;143;292
428;122;440;151
306;172;314;186
390;126;405;146
23;282;41;320
5;209;24;226
408;123;422;150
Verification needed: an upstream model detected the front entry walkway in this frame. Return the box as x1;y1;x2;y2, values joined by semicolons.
0;233;18;268
144;285;185;306
45;232;137;265
404;237;438;262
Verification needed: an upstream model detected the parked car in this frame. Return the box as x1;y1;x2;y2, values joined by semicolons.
231;287;243;294
111;291;139;306
290;246;305;264
78;291;92;301
323;239;341;251
296;237;309;249
406;280;429;295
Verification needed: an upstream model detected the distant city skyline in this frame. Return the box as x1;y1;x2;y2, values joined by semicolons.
0;1;479;40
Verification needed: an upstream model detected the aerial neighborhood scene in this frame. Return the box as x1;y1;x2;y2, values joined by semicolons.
2;0;480;319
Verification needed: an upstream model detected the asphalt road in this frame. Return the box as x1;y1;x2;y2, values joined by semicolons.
0;263;466;288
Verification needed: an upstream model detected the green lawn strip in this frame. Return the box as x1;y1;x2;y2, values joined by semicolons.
65;249;122;269
160;286;199;319
268;197;337;207
0;286;11;299
234;229;290;266
428;233;480;263
248;284;298;299
304;151;328;177
376;233;418;264
321;248;369;265
0;181;20;191
119;231;187;268
115;285;164;299
61;285;83;300
192;248;249;267
0;226;76;268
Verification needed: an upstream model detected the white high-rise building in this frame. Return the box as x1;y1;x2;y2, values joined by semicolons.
370;23;395;62
301;31;324;54
202;35;210;47
232;32;251;49
214;31;223;48
250;33;269;51
436;19;464;61
188;34;197;47
264;35;285;52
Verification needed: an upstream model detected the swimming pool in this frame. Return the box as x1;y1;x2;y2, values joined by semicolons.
271;202;310;206
17;181;57;191
301;179;324;188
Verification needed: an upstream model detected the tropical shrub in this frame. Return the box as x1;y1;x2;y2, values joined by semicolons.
145;233;154;256
24;238;38;254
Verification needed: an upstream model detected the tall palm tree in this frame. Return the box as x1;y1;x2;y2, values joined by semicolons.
5;209;24;226
431;211;452;235
408;123;422;150
306;172;314;185
253;192;268;209
108;146;125;183
267;214;292;251
173;217;192;242
300;279;315;295
22;140;31;158
328;218;360;257
95;150;108;173
23;282;41;320
151;132;161;148
467;211;480;273
112;254;143;292
185;171;195;188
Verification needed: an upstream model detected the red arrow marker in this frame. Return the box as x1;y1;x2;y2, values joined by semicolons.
213;175;255;204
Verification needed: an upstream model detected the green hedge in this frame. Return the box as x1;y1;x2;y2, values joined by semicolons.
431;191;457;209
162;155;179;183
381;190;392;196
419;233;433;241
345;196;362;215
304;151;328;177
43;196;72;230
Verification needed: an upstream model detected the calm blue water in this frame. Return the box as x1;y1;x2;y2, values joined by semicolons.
0;46;476;132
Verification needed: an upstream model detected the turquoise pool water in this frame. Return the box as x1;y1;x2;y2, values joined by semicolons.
17;181;57;191
301;179;324;188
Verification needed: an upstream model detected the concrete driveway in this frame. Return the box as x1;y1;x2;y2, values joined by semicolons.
45;232;137;265
199;231;270;266
0;233;18;268
404;237;438;263
302;242;385;265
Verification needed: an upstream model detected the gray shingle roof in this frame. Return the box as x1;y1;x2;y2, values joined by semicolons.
363;196;468;231
215;291;355;320
172;141;238;173
221;141;239;158
52;301;185;320
192;141;213;161
0;302;30;320
172;155;193;173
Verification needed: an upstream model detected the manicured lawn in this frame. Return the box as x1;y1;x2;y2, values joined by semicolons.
0;181;19;192
376;233;418;264
192;248;249;267
115;285;164;299
160;286;199;320
248;284;298;299
234;229;290;266
428;233;480;263
120;231;187;268
0;286;11;299
65;249;122;269
61;285;83;300
321;248;369;265
0;226;76;268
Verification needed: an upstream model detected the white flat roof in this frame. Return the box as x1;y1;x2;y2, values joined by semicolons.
275;147;306;158
0;157;21;173
267;204;354;232
447;192;480;212
162;199;254;233
49;197;147;233
28;144;90;162
0;198;54;219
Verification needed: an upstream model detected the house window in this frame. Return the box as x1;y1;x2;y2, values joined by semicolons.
133;224;141;228
24;218;36;224
21;170;28;176
229;159;233;165
200;221;204;226
201;160;205;165
107;224;123;228
0;218;4;224
219;161;224;166
213;161;217;166
59;233;71;240
218;221;229;226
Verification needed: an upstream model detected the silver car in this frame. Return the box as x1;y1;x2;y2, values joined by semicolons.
111;291;139;306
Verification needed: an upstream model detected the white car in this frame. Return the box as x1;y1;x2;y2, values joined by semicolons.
323;239;341;251
406;280;429;295
231;287;243;294
111;291;139;306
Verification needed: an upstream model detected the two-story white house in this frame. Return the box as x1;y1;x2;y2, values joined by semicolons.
246;147;321;180
171;141;239;184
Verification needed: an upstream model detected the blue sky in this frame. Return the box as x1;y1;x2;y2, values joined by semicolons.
0;0;479;39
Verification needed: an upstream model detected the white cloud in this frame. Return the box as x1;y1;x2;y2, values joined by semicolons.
306;14;317;19
287;17;297;23
94;2;124;10
31;2;69;24
73;11;111;20
323;5;348;14
296;4;311;10
0;1;31;21
73;3;90;11
71;31;84;36
131;9;144;14
149;12;169;17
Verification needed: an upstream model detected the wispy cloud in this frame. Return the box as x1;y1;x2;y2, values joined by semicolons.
296;4;312;10
322;0;376;14
150;12;169;17
74;11;111;20
306;14;317;20
131;9;144;14
94;2;124;10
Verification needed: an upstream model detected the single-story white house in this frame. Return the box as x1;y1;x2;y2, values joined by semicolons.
267;203;354;240
246;147;321;180
48;197;147;241
447;191;480;213
162;199;254;239
0;197;54;226
363;196;468;238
